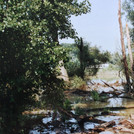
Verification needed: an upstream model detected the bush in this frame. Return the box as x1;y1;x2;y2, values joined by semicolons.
65;61;81;77
75;107;84;116
69;75;86;90
61;99;72;121
64;40;110;79
91;90;100;101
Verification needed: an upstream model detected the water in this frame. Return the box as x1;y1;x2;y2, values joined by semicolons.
100;131;114;134
108;98;123;107
84;122;99;130
97;115;124;124
29;79;134;133
42;117;52;124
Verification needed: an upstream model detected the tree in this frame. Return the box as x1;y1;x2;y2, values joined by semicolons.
123;0;134;41
126;23;134;77
77;38;110;78
0;0;91;133
123;0;134;90
42;0;91;82
64;39;110;78
78;38;85;78
118;0;131;91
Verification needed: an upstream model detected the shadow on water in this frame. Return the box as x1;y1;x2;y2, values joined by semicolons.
29;115;80;134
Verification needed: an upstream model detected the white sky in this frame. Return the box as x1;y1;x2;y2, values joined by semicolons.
60;0;127;53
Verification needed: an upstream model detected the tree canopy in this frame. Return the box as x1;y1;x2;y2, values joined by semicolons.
123;0;134;41
0;0;91;133
64;38;110;78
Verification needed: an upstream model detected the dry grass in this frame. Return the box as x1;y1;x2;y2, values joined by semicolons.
90;69;123;81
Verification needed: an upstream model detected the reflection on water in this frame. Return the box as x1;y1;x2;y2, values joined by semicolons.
29;116;80;134
29;127;72;134
84;122;99;130
108;98;123;107
97;115;124;124
42;117;52;124
100;131;114;134
68;118;77;123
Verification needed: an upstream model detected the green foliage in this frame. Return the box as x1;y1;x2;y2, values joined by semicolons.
91;90;100;101
109;52;123;72
64;39;110;78
109;52;122;66
69;75;86;89
63;99;72;111
60;99;72;121
41;78;65;109
75;107;85;116
123;0;134;41
0;0;91;133
123;1;134;86
66;61;81;77
75;96;84;103
103;108;110;113
109;52;134;79
63;43;81;77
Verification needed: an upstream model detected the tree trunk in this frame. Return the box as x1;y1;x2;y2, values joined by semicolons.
58;60;69;82
126;23;134;76
78;37;85;79
53;29;69;82
118;0;131;91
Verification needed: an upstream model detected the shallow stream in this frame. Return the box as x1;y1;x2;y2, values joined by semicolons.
29;80;134;134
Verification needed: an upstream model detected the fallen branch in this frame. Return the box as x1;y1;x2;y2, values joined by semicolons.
93;120;116;133
58;107;77;119
78;116;106;124
58;107;106;122
58;107;106;131
110;119;134;134
118;68;124;82
86;106;134;112
94;111;118;117
101;80;118;91
100;91;123;97
78;116;106;131
118;96;133;99
89;80;95;85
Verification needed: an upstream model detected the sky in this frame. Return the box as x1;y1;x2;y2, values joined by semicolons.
60;0;126;53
